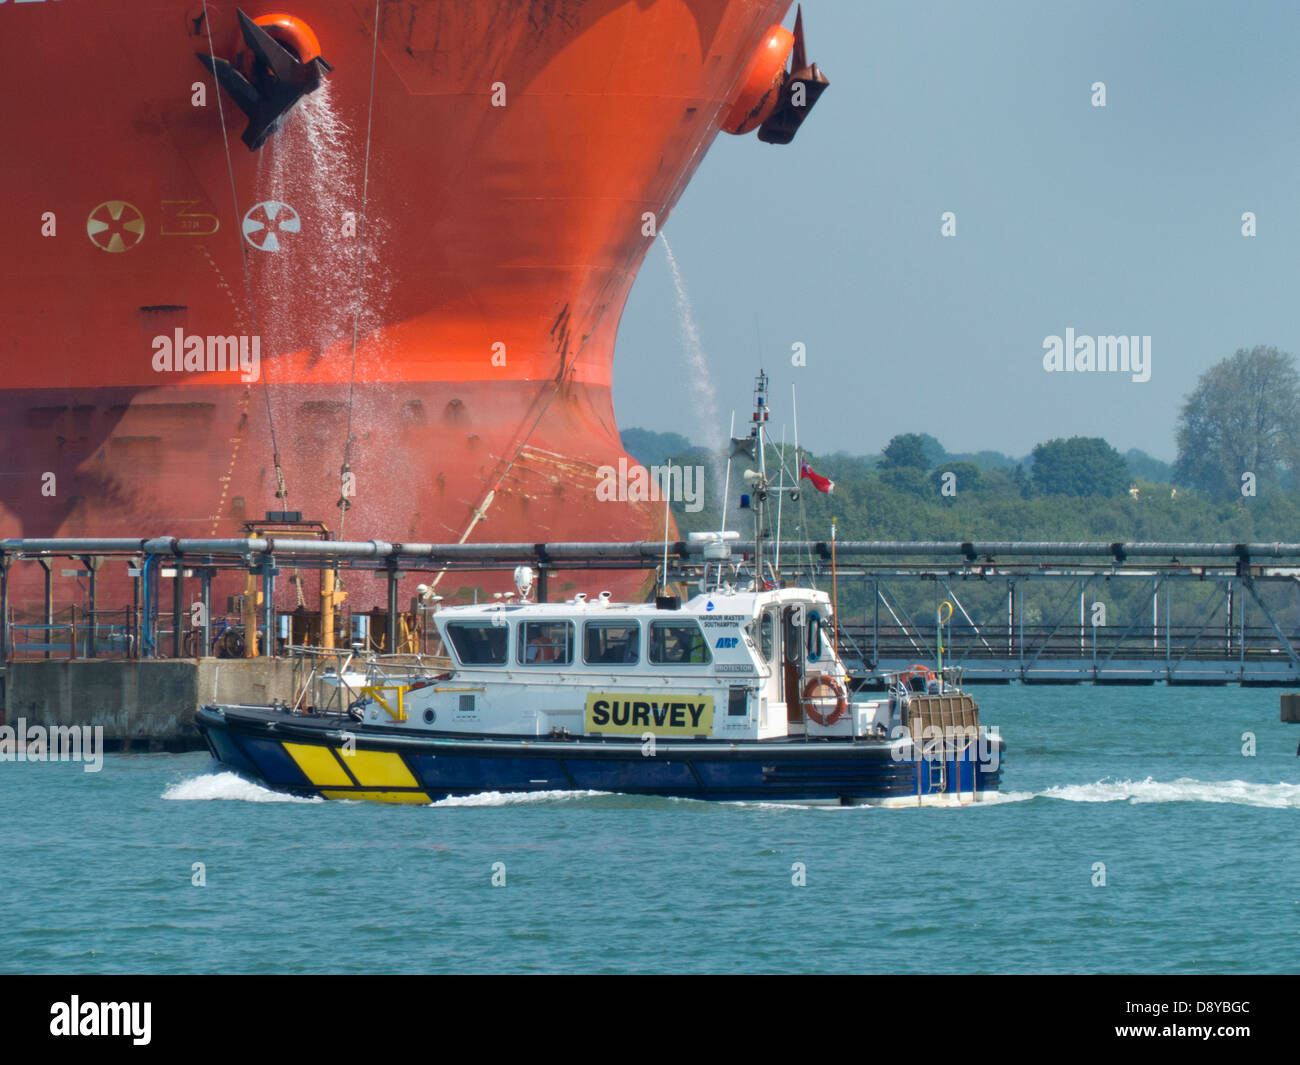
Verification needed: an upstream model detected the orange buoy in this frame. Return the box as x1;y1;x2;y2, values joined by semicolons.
897;664;937;693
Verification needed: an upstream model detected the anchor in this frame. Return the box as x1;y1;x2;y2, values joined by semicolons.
756;6;829;145
197;9;334;151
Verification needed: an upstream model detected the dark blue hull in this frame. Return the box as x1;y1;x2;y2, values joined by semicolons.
195;705;1004;805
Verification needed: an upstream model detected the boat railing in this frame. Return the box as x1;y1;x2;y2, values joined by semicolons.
880;663;965;696
287;647;452;712
361;652;453;683
287;646;358;711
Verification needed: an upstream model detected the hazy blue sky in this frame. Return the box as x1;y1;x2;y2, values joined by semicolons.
613;0;1300;461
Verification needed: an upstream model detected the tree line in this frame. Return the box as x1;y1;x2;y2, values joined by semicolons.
622;345;1300;630
625;344;1300;541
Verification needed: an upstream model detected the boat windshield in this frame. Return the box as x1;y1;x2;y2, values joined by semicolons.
444;621;508;665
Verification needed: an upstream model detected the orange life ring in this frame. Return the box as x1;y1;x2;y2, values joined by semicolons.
802;674;847;726
898;664;936;692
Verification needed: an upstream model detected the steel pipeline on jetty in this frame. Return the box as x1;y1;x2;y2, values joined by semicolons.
6;537;1300;682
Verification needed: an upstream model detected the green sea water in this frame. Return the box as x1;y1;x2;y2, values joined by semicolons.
1;685;1297;974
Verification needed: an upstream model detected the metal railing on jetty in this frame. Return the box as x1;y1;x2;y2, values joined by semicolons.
5;536;1300;685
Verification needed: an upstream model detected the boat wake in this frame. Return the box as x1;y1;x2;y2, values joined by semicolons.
160;775;1297;809
1035;777;1300;808
162;772;323;804
922;777;1300;809
429;789;612;808
721;777;1300;811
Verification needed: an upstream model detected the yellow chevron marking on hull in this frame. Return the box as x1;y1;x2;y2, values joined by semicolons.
283;742;353;787
321;790;431;804
340;749;421;789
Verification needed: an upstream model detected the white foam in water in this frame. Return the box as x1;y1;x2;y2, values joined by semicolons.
1039;777;1300;808
430;789;611;808
161;774;1297;809
702;779;1299;811
162;772;323;804
959;789;1038;806
738;791;1037;810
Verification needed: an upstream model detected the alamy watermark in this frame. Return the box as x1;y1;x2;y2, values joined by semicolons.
151;329;261;382
596;458;704;513
1042;328;1151;383
0;718;104;772
890;723;1002;771
50;997;150;1045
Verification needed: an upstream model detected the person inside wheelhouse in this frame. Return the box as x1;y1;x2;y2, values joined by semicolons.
522;621;572;664
584;622;639;664
649;620;710;664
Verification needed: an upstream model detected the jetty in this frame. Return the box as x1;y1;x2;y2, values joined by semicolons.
5;536;1300;747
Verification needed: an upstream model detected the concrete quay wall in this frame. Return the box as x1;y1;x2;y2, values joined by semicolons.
1;658;297;750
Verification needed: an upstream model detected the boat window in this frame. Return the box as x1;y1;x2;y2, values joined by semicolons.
583;621;640;665
782;607;802;665
444;622;507;666
728;687;748;716
519;620;574;665
759;610;776;664
807;610;822;662
649;620;711;665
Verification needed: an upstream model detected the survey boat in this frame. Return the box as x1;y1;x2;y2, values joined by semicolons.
195;376;1004;805
196;585;1003;804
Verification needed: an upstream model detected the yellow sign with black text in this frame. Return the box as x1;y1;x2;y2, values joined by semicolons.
585;693;714;736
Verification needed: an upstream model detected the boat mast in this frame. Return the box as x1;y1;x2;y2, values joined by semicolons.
750;371;770;587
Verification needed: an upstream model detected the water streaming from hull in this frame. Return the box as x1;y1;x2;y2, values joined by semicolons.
250;82;401;533
661;233;726;506
254;82;390;361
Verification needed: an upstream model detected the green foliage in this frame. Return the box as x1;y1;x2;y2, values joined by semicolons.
620;428;705;469
1011;463;1031;498
946;449;1024;471
914;433;946;467
634;418;1300;632
664;438;1300;551
1124;448;1172;483
880;433;932;470
1173;345;1300;502
931;462;982;497
821;451;879;475
626;412;1300;561
1030;437;1129;498
879;466;931;497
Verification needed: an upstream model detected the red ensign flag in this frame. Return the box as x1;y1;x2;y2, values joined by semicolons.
800;461;834;494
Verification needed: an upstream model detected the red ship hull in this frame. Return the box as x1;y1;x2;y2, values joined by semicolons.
0;0;794;617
